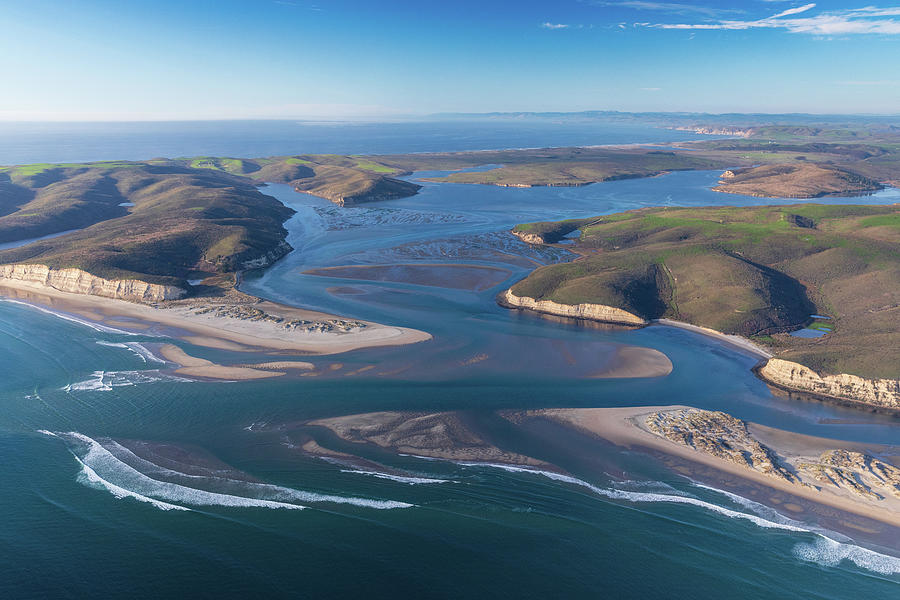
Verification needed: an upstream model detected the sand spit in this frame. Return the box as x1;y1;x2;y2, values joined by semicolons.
158;344;283;380
0;280;431;355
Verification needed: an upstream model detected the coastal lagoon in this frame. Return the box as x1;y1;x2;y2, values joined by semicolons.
2;125;900;598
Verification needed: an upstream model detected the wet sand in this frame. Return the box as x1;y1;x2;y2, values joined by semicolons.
0;280;431;355
308;411;549;466
304;263;512;291
158;344;285;380
591;346;673;378
653;319;773;359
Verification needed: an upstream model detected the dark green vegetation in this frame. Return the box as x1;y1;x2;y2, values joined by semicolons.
0;162;294;287
510;205;900;379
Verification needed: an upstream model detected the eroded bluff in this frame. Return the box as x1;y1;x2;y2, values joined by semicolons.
0;263;185;302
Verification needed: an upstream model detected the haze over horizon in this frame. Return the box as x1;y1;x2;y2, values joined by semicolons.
3;0;899;120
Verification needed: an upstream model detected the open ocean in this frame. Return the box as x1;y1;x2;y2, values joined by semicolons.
1;120;899;598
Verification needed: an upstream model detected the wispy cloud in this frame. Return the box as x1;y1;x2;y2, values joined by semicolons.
769;3;817;19
640;87;662;91
642;3;900;35
541;22;571;29
583;1;742;18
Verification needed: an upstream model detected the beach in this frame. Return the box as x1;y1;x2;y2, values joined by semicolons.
530;406;900;530
0;279;432;356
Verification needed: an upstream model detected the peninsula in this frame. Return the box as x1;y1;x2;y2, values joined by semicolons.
504;204;900;410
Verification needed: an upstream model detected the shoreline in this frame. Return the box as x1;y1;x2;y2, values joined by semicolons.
497;293;900;410
299;405;900;552
651;318;773;359
530;406;900;531
0;278;431;356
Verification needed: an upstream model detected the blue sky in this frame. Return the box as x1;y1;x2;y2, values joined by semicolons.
2;0;898;119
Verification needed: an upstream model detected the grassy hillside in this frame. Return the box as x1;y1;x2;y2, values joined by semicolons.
713;164;883;198
510;204;900;379
174;155;418;204
0;164;295;287
369;136;900;193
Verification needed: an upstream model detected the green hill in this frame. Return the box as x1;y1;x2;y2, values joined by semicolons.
510;204;900;379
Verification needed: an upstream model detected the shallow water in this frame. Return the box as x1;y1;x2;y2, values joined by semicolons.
2;129;900;597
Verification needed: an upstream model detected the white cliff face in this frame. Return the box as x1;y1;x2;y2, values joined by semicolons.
510;231;548;245
0;263;186;302
501;289;647;326
759;358;900;409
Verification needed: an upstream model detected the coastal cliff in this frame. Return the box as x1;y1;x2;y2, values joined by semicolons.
510;230;548;244
0;263;186;302
500;289;647;326
758;358;900;410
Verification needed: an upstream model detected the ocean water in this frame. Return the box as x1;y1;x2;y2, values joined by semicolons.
0;119;706;165
1;123;900;598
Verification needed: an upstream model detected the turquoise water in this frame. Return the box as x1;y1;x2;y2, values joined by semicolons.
3;132;900;596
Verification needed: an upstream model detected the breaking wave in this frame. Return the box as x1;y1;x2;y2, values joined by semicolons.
96;341;166;364
456;462;900;576
39;431;413;512
340;469;451;485
63;370;191;392
0;299;137;335
793;537;900;576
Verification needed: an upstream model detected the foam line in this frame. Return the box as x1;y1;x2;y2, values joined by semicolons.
45;431;412;511
61;432;305;510
63;370;191;392
456;462;900;575
101;439;412;509
76;457;191;512
96;341;166;364
340;469;451;485
0;299;137;335
793;537;900;575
